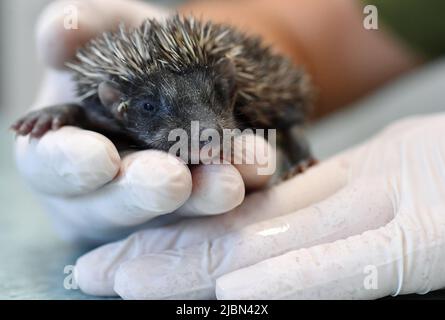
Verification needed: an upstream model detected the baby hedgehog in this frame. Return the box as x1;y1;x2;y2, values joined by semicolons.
12;15;314;168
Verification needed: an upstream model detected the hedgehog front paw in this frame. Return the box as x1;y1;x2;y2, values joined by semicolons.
11;105;77;138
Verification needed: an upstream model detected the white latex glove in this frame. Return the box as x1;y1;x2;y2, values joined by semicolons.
15;0;274;244
75;114;445;299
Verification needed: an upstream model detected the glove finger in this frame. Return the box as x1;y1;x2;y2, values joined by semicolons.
176;164;245;217
36;0;168;69
172;131;276;217
44;150;192;238
75;155;349;296
15;126;120;196
112;180;395;299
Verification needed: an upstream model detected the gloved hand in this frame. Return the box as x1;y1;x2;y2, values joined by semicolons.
75;114;445;299
14;0;274;244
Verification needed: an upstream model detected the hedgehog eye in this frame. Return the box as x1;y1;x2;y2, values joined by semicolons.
142;102;156;113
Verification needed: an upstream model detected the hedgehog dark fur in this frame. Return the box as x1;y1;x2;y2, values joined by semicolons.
12;15;314;165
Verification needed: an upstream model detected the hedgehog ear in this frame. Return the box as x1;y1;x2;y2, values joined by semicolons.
215;58;237;100
98;81;127;119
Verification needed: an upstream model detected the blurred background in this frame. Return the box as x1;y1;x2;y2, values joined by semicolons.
1;0;444;299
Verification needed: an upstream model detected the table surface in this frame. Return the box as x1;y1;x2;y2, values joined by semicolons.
2;61;445;299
